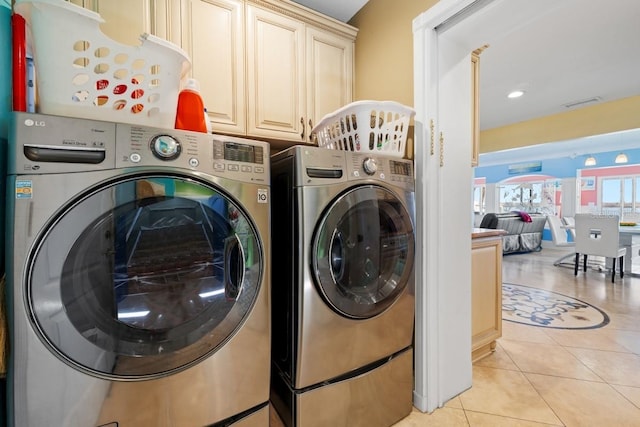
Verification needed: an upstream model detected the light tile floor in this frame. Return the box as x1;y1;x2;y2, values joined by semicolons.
394;247;640;426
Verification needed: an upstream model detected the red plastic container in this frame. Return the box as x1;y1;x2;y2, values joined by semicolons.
12;13;27;112
174;78;207;133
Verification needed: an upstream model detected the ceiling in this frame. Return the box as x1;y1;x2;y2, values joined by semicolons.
291;0;368;23
294;0;640;135
443;0;640;131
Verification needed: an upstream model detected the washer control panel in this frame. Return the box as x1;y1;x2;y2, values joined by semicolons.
362;157;378;175
11;113;270;184
150;134;181;161
115;123;269;184
116;123;204;169
10;112;117;175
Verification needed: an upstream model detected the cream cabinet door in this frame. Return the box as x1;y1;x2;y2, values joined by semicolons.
306;27;353;143
69;1;178;45
181;0;245;134
246;4;305;141
471;236;503;362
70;1;150;46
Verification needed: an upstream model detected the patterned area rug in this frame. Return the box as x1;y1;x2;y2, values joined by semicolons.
502;283;609;329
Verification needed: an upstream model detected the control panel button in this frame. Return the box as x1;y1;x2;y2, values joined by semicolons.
189;158;199;168
129;153;141;163
150;134;181;161
363;157;378;175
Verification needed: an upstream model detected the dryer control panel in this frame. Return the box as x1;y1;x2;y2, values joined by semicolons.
275;145;414;191
346;152;415;192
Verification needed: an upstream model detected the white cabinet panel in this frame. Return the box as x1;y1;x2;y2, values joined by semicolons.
306;27;353;141
69;0;356;146
246;4;305;141
72;0;152;46
182;0;245;134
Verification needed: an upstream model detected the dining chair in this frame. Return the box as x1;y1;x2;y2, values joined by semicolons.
574;214;626;282
547;215;575;266
562;216;576;240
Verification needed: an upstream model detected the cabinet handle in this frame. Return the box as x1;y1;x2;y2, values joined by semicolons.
430;119;435;156
308;118;315;143
300;117;305;140
439;131;444;167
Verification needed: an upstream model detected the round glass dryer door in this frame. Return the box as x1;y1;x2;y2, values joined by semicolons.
312;185;415;319
27;174;262;379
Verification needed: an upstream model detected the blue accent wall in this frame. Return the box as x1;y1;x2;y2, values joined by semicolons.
475;146;640;245
476;148;640;184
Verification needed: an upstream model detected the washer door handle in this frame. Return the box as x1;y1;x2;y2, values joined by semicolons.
329;231;344;283
224;235;244;300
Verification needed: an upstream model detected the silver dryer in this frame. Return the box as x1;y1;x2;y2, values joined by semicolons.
270;145;416;427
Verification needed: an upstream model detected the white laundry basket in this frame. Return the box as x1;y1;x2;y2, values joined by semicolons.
14;0;191;128
312;100;415;158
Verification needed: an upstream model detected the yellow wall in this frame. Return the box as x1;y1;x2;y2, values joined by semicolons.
479;95;640;153
350;1;640;154
349;0;438;107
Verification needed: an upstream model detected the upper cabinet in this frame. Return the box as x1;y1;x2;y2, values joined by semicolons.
305;26;354;143
70;0;170;46
181;0;246;135
69;0;357;146
246;4;305;141
245;3;354;143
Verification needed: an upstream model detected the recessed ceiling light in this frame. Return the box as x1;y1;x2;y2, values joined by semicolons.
507;90;525;99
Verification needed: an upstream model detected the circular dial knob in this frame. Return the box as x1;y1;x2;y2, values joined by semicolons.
150;134;181;160
362;157;378;175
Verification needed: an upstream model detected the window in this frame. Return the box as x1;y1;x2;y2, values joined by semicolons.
600;176;640;219
473;184;485;214
497;179;558;215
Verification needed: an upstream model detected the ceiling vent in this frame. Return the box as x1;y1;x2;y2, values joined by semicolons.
563;96;602;109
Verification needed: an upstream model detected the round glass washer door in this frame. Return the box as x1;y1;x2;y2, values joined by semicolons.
27;173;263;379
312;185;415;319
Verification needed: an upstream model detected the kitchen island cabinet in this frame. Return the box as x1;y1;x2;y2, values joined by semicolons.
471;228;505;362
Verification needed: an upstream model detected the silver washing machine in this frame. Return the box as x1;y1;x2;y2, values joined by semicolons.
5;112;271;427
270;145;415;427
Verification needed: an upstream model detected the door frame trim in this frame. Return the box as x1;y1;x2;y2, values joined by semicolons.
412;0;487;413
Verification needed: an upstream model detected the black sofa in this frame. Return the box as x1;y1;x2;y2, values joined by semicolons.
479;212;547;254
